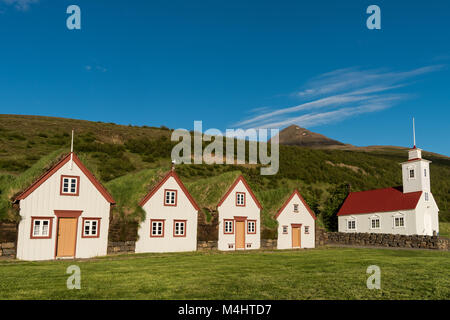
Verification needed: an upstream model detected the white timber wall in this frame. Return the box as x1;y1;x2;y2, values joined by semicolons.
135;176;198;253
217;180;260;251
16;161;111;261
414;193;440;236
338;209;417;235
276;194;315;249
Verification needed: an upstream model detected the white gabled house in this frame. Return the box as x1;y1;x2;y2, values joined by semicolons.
275;189;316;249
136;169;200;253
217;175;262;251
337;146;439;236
14;152;115;261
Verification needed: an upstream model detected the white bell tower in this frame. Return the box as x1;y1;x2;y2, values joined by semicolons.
401;118;431;193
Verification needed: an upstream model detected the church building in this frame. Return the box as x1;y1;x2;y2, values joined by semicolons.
337;125;439;236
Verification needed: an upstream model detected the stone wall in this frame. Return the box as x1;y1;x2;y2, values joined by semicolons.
197;239;277;251
0;242;16;258
0;222;18;243
261;239;277;250
315;229;449;251
107;241;136;254
197;240;218;251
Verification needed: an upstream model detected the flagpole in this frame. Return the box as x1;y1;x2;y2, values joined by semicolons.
70;129;74;170
413;117;416;148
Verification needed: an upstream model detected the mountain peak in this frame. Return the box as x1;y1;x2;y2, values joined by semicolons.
272;125;345;148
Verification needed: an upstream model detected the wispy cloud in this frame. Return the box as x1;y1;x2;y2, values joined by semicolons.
1;0;39;11
234;65;443;129
85;65;108;73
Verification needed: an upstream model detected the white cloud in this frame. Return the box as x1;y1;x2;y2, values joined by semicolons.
234;65;443;129
1;0;39;11
84;65;108;73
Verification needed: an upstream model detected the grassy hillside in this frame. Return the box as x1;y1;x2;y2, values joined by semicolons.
1;115;449;236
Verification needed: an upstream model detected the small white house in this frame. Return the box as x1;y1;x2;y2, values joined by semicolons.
217;175;262;251
275;189;316;249
14;152;115;261
337;146;439;236
135;169;199;253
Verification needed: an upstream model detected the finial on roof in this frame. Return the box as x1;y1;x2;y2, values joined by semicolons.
412;117;416;149
171;159;176;171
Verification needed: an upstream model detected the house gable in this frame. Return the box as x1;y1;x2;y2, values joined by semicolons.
139;170;200;211
275;189;316;220
217;175;262;210
14;153;115;204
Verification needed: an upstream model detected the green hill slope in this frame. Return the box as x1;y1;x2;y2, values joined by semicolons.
1;115;449;238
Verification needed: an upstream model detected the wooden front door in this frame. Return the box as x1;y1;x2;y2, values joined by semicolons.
292;226;301;248
235;221;245;249
56;218;78;257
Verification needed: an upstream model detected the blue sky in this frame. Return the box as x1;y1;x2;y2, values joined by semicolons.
0;0;449;155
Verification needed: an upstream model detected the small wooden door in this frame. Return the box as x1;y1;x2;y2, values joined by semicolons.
56;218;77;257
292;227;301;248
235;221;245;249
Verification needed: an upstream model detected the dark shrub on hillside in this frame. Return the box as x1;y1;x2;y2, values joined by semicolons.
98;156;136;182
125;136;174;159
0;159;30;172
142;155;155;163
321;183;349;231
7;133;26;141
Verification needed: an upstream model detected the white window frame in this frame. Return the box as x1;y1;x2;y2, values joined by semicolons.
236;192;245;206
293;204;299;213
346;217;357;231
425;192;429;201
247;220;256;234
282;225;288;234
61;176;78;195
164;190;177;205
224;220;234;234
407;166;416;180
174;221;186;237
151;220;164;237
83;219;99;237
424;168;427;177
369;215;380;230
32;219;51;238
304;226;309;234
393;213;405;228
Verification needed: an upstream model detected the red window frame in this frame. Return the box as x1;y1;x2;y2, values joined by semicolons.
223;219;234;234
60;175;80;196
30;217;54;239
150;219;165;237
236;192;246;207
247;220;257;234
164;189;177;206
173;220;187;237
81;218;101;238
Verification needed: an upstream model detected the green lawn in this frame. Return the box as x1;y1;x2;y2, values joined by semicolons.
439;222;450;238
0;247;449;300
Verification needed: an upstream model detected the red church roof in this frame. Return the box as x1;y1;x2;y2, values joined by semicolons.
337;187;422;216
14;153;115;204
